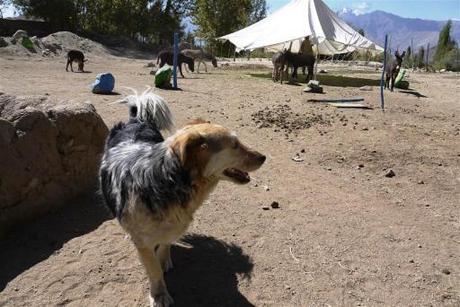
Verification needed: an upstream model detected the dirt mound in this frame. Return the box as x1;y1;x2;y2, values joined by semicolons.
252;104;331;136
0;93;108;234
41;31;110;55
0;30;111;57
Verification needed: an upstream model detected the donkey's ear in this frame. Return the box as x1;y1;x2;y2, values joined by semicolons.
401;51;406;57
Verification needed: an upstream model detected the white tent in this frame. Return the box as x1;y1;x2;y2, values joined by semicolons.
219;0;383;55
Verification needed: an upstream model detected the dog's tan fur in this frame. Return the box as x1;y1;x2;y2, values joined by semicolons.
118;120;265;307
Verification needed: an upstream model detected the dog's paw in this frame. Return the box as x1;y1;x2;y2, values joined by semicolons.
149;292;174;307
162;256;173;273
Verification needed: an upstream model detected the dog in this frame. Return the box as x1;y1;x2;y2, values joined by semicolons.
99;89;265;307
156;50;195;78
385;50;406;91
66;49;86;72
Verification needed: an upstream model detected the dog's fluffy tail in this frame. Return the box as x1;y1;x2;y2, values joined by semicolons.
122;88;173;132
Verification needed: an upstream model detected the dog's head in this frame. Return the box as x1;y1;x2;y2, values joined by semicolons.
78;59;87;72
170;119;265;184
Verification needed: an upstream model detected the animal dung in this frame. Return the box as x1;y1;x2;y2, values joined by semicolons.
385;169;396;178
270;201;280;209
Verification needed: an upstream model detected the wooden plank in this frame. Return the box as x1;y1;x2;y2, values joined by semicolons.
307;97;364;103
328;103;372;109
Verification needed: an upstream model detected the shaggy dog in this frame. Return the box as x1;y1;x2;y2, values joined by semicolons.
99;90;266;307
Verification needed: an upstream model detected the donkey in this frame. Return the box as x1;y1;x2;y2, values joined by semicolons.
385;51;406;91
181;49;217;73
156;50;195;78
280;50;315;84
271;51;285;82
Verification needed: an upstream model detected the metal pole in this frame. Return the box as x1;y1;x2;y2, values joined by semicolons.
173;32;178;89
380;34;388;111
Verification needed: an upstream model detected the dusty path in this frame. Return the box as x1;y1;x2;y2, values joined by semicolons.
0;55;459;306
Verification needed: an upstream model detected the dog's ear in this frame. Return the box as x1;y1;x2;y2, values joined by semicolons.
185;118;210;126
171;132;208;169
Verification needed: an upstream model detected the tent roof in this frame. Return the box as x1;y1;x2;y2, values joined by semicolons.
219;0;383;55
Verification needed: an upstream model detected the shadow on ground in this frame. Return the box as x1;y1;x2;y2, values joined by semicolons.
0;193;111;291
250;72;381;87
167;234;254;307
398;89;428;98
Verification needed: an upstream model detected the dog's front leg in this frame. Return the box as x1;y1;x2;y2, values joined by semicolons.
157;244;173;273
136;245;173;307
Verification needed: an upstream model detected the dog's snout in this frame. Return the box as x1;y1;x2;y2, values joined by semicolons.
258;154;266;164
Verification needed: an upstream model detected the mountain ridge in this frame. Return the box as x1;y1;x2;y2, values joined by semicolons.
338;10;460;51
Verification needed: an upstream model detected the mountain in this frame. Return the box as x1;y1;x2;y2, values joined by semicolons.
338;9;460;52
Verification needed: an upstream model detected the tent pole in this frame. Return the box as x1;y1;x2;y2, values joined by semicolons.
380;34;388;111
314;44;319;81
173;32;179;89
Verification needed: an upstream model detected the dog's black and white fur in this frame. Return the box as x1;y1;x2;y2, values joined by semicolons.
99;90;265;307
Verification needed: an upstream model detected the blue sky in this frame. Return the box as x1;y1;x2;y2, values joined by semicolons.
2;0;459;21
269;0;460;21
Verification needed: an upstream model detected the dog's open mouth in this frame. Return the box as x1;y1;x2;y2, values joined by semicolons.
223;168;250;184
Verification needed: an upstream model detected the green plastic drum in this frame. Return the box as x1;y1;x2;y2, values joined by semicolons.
155;65;172;88
394;68;406;87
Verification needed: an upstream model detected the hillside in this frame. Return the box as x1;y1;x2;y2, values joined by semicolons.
339;9;460;51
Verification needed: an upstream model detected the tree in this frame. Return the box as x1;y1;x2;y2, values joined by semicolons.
358;28;365;36
416;46;425;68
11;0;79;29
250;0;266;23
434;20;456;62
191;0;266;56
10;0;189;44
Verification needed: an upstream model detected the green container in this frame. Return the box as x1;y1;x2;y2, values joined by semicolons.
21;37;34;50
155;65;172;88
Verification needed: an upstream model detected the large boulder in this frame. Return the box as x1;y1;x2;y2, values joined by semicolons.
0;93;108;234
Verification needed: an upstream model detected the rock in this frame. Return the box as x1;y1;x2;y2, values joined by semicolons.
0;37;8;48
356;164;364;169
359;85;373;91
300;149;305;153
270;201;280;209
440;69;446;73
385;169;396;178
319;69;328;74
0;119;16;144
303;80;324;93
417;180;425;184
42;48;51;57
263;185;270;191
12;30;28;43
441;268;451;275
146;62;156;67
0;93;108;234
292;154;304;162
262;205;270;210
150;69;157;75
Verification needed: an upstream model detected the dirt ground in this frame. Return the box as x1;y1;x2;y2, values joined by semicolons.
0;54;459;307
